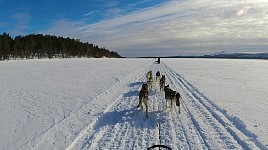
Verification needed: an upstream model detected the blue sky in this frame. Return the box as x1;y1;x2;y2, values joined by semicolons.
0;0;164;34
1;0;268;57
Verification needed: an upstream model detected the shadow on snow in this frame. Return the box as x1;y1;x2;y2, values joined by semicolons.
123;90;139;98
128;81;144;87
93;107;159;131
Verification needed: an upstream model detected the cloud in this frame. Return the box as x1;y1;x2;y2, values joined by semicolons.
41;0;268;57
105;8;123;17
9;11;32;35
84;1;124;19
38;19;87;38
90;0;119;8
83;11;95;17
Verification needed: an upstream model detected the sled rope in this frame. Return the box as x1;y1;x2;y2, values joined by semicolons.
156;92;162;146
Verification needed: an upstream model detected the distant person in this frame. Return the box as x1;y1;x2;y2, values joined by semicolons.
157;57;160;64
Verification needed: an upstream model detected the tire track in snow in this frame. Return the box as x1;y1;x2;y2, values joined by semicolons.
162;62;265;149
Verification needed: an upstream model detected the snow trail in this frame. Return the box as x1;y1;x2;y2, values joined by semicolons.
16;59;265;149
67;60;264;150
20;59;152;149
162;62;265;149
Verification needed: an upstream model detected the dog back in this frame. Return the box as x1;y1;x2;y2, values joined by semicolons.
156;71;160;77
176;93;181;106
160;75;165;83
146;71;152;78
164;85;172;99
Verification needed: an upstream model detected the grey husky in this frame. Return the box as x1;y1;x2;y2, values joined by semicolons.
137;83;149;118
164;84;181;113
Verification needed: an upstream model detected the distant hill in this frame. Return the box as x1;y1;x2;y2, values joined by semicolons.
202;53;268;59
0;32;121;60
166;52;268;59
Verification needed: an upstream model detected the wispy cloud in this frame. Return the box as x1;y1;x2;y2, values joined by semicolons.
9;11;32;35
84;0;125;19
38;19;87;38
41;0;268;57
90;0;119;8
103;8;124;18
83;11;95;17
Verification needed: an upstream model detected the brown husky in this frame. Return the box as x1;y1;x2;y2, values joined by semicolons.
146;71;152;82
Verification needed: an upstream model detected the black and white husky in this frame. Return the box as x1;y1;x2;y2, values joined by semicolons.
159;75;165;92
176;92;181;114
156;71;161;82
137;83;149;118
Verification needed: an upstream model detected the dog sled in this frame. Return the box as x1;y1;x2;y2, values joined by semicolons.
147;144;172;150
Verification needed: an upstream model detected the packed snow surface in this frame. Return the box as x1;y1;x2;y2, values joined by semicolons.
0;58;267;149
163;58;268;147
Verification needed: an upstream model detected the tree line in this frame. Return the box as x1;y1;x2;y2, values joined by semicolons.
0;32;121;60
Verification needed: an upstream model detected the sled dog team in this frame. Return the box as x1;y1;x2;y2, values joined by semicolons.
137;70;181;118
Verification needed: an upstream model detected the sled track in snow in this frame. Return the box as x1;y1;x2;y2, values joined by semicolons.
68;62;160;150
68;61;265;150
152;64;206;150
20;60;265;149
162;63;266;149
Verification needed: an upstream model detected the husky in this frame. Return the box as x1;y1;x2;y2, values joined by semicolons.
137;83;149;118
146;71;152;82
176;92;181;114
170;90;177;110
164;84;171;108
159;75;165;92
147;76;154;91
155;71;161;82
164;84;178;110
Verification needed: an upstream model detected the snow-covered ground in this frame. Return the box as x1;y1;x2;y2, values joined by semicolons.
0;58;267;149
163;58;268;147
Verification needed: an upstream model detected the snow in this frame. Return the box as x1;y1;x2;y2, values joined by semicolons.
163;58;268;147
0;58;267;149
